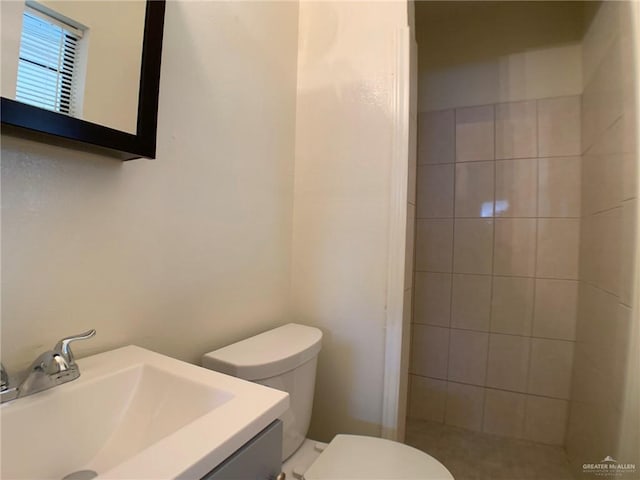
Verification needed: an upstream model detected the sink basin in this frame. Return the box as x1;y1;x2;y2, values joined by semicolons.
1;345;289;479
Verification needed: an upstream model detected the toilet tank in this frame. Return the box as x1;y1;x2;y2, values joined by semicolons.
202;324;322;461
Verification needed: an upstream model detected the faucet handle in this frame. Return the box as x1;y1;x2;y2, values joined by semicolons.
53;329;96;365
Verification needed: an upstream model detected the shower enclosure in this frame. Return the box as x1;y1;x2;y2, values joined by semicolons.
405;2;640;479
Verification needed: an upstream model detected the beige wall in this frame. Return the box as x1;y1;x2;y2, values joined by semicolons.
566;1;639;473
1;1;299;373
291;1;407;441
416;2;584;111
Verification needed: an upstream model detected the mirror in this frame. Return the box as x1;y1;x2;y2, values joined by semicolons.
0;0;165;160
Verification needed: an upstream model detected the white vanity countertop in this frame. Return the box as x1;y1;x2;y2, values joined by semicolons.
1;345;289;480
92;346;289;480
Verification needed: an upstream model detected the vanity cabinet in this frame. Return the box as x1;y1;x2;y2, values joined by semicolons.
202;420;283;480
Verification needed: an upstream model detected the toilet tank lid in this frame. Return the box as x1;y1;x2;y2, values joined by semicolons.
202;323;322;381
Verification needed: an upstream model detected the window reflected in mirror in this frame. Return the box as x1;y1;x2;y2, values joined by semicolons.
1;0;146;134
17;3;86;116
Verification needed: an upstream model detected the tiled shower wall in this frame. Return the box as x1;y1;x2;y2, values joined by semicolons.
566;1;638;472
408;96;581;445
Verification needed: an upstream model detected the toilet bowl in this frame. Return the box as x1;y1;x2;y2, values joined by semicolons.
202;323;453;480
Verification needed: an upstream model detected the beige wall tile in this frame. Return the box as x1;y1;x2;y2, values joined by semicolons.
581;39;625;153
486;334;531;392
408;375;448;422
538;156;581;217
581;76;598;154
405;204;415;290
579;215;598;286
445;382;485;431
414;272;451;327
588;208;623;296
451;274;492;331
622;125;637;202
408;140;417;206
483;389;526;438
538;96;581;157
533;279;578;340
572;302;630;416
415;219;454;272
528;338;574;399
453;219;494;274
620;200;637;306
418;164;455;218
411;324;450;379
580;151;606;216
413;90;598;447
491;276;534;336
419;109;455;165
524;396;568;445
494;218;537;276
456;105;495;162
588;162;625;220
565;401;613;464
572;301;631;413
581;1;619;85
455;162;495;217
448;329;489;385
581;119;624;215
613;304;634;406
575;283;618;346
622;151;637;203
571;341;614;414
536;218;580;279
495;101;537;160
495;159;537;217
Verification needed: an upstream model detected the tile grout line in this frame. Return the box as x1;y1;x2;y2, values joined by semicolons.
416;216;582;220
409;323;577;344
529;101;543;434
411;372;571;403
421;93;583;116
443;107;457;426
408;113;421;419
522;98;542;437
480;103;497;433
418;151;581;168
413;269;580;282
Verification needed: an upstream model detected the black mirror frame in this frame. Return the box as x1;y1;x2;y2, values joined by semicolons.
0;0;166;161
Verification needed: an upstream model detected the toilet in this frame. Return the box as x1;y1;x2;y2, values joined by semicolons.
202;323;454;480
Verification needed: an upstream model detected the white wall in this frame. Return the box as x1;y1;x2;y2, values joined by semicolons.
1;1;299;373
291;0;407;441
416;2;584;111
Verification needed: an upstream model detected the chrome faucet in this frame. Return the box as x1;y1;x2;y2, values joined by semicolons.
0;329;96;404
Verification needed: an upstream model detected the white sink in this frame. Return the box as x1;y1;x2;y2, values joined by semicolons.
1;345;289;479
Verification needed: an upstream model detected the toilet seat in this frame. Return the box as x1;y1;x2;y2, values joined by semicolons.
303;435;454;480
